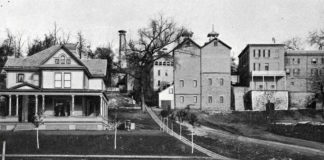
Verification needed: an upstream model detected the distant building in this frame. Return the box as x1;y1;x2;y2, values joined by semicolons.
238;44;287;90
237;44;289;111
285;50;324;93
151;57;174;91
158;85;174;110
171;30;232;111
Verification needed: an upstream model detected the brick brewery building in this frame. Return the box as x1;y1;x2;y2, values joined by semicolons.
237;44;324;110
158;29;231;111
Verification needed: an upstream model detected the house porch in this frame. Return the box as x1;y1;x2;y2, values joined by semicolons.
0;91;109;130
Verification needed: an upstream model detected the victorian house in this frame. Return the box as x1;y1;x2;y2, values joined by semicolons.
0;45;109;130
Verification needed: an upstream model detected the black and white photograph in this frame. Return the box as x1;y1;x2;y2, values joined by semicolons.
0;0;324;159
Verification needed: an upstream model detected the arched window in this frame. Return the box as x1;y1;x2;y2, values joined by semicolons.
159;62;162;66
220;78;224;86
60;55;66;64
220;96;224;103
155;61;158;65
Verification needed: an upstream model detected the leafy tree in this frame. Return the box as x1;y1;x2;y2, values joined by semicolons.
27;34;56;56
308;30;324;50
117;15;185;111
283;37;304;50
94;46;115;86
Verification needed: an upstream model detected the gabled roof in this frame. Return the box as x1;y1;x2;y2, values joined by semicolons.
202;38;232;49
9;82;40;90
4;45;107;78
171;38;201;52
81;59;107;77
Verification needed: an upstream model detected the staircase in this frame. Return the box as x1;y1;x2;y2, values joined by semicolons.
14;123;35;131
145;106;234;160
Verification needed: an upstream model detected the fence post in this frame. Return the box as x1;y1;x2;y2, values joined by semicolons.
2;141;5;160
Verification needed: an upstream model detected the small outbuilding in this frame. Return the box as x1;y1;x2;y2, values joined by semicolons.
158;85;174;110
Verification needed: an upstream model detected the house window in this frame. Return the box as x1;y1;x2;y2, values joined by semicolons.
163;62;166;66
158;80;161;86
286;68;290;75
33;74;39;84
60;55;66;64
258;50;261;57
312;58;317;64
55;58;59;64
17;73;24;83
311;68;318;76
263;50;265;57
214;41;218;46
208;78;212;85
271;85;275;89
220;78;224;86
193;96;197;103
265;63;269;71
155;61;158;65
208;96;212;103
186;41;191;47
253;50;256;57
167;62;170;66
297;58;300;64
169;88;173;94
259;85;263;90
268;50;270;57
322;58;324;64
54;73;62;88
180;80;184;87
253;63;256;71
64;73;71;88
171;62;174;66
258;63;261;71
193;80;197;87
165;71;168;76
220;96;224;103
158;70;161;76
180;96;184;103
293;68;300;76
285;58;290;65
159;62;162;65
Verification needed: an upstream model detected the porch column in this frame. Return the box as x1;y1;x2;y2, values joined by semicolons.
35;95;38;115
274;76;277;90
262;76;265;90
285;76;287;90
16;95;19;116
100;95;103;116
8;95;12;116
251;76;254;90
42;95;45;113
71;95;75;116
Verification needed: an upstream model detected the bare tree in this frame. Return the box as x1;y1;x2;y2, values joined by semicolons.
76;31;86;59
283;37;304;50
308;29;324;50
14;32;24;58
116;15;185;111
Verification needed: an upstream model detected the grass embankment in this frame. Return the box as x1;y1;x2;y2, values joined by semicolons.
108;109;160;130
0;130;205;156
163;119;322;160
199;109;324;143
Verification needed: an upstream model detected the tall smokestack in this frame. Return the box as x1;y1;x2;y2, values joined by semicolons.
118;30;127;67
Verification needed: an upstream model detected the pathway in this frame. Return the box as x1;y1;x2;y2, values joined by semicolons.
145;106;235;160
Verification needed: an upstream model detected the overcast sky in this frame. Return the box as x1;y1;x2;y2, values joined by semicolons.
1;0;324;57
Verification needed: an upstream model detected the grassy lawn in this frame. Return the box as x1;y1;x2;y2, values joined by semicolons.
163;119;322;160
198;109;324;144
108;108;160;130
0;130;205;156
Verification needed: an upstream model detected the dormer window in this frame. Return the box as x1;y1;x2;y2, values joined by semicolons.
60;55;66;64
214;41;218;46
66;59;71;64
55;58;59;64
